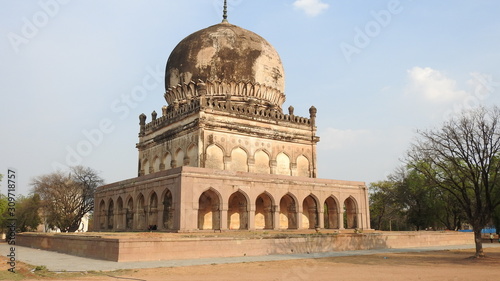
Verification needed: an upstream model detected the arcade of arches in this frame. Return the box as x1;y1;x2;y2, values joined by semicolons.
95;167;370;232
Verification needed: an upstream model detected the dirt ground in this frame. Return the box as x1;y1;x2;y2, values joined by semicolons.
2;247;500;281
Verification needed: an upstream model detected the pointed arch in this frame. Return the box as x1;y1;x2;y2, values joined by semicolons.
137;193;146;230
230;147;248;172
279;193;298;229
116;196;124;230
142;159;150;175
324;196;339;229
163;152;172;170
125;196;134;230
148;192;159;228
302;195;319;229
255;192;274;229
296;155;310;177
198;188;222;230
228;190;249;230
344;196;358;229
107;199;114;230
254;150;270;174
153;156;160;173
175;148;185;168
276;152;291;176
187;143;198;167
99;199;106;230
205;144;224;170
162;188;174;230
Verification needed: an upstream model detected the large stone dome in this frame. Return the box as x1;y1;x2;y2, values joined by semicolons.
164;21;286;108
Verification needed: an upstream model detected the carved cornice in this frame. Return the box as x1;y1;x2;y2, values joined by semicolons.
164;79;286;108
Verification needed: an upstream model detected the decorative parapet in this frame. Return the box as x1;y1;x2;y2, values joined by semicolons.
141;91;316;135
164;80;286;108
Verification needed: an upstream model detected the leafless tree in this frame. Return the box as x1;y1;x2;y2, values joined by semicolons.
32;166;104;232
407;106;500;257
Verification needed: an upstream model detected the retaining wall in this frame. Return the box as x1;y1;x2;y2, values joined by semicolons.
17;231;473;262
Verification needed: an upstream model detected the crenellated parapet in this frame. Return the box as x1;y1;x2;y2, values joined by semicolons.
141;97;317;136
164;80;286;109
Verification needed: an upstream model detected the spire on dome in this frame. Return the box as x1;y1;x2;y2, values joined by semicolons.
222;0;228;23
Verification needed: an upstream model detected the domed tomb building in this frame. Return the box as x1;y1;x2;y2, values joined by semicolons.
94;16;370;232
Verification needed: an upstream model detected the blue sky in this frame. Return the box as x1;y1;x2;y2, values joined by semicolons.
1;0;500;195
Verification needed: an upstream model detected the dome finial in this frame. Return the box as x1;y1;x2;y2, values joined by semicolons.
222;0;228;23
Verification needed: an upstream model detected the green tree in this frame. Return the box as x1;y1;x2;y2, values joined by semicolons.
32;166;104;232
0;194;8;233
407;106;500;257
14;194;42;232
369;180;408;231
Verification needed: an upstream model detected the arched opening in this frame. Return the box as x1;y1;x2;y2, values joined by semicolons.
205;144;224;170
99;200;106;230
296;155;310;177
142;159;150;175
137;194;146;230
107;199;114;230
153;156;160;173
230;147;248;172
276;153;291;176
126;197;134;230
324;197;339;229
187;144;198;167
198;189;221;230
162;152;172;170
148;192;158;229
116;197;124;230
279;194;297;229
344;197;358;229
302;195;318;229
175;149;184;168
228;191;248;230
255;193;274;229
254;150;270;174
163;189;174;230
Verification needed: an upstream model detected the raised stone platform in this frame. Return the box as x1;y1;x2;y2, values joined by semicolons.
17;231;473;262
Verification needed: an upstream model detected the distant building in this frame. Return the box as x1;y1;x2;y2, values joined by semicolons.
94;8;370;232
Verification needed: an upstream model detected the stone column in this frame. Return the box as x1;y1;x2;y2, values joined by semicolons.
219;205;227;231
339;211;345;230
318;208;325;229
272;204;280;230
248;203;256;230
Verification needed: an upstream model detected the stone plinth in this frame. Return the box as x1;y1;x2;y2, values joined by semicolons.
18;231;473;262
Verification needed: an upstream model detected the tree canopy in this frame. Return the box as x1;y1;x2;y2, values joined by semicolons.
31;166;104;232
407;106;500;257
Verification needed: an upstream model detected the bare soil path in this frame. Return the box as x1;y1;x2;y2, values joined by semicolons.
2;246;500;281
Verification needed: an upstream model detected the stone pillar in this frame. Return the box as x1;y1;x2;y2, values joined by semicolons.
270;160;277;175
339;211;345;230
158;203;165;230
247;157;255;173
248;203;256;230
318;207;325;229
290;163;297;176
219;205;227;231
272;204;280;230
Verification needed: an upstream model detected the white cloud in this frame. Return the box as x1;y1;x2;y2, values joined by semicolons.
406;66;467;103
293;0;329;17
320;127;373;150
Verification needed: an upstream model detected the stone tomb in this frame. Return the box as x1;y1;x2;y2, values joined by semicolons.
94;18;371;232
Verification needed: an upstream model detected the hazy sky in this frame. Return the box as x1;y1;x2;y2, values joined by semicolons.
2;0;500;195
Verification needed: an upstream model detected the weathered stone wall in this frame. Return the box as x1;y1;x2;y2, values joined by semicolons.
17;232;474;262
